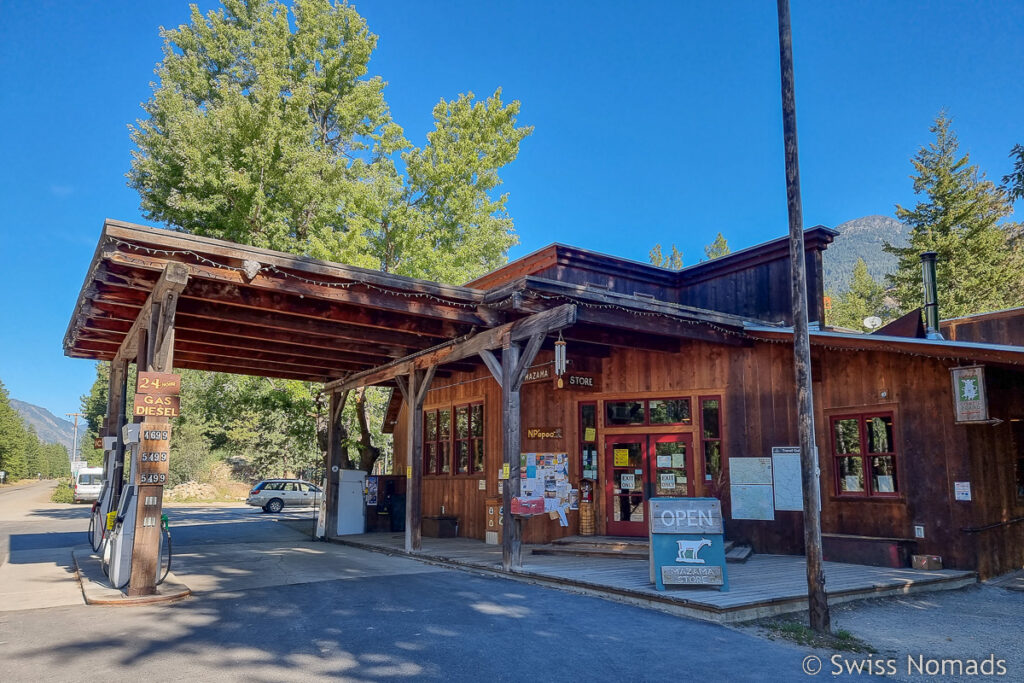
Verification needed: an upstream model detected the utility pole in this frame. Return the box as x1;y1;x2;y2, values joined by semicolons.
776;0;831;632
65;412;85;465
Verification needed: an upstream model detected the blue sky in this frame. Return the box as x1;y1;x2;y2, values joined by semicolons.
1;0;1021;418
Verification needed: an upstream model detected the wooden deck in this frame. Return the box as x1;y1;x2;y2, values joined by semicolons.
331;533;976;623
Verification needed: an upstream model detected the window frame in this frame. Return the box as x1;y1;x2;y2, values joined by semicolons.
698;395;723;484
829;410;900;499
423;402;484;477
603;397;693;427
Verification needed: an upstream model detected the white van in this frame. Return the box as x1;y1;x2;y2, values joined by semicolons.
74;467;104;503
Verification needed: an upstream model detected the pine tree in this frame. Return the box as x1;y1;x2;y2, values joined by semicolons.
703;232;731;260
885;114;1024;318
1003;144;1024;202
0;380;30;480
649;243;683;269
827;259;890;331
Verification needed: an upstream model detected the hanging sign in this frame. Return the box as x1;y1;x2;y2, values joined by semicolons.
138;423;171;485
553;371;600;392
133;394;181;418
137;372;181;396
522;366;553;384
950;366;989;423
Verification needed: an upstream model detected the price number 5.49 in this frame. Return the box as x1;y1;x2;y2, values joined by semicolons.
140;473;167;485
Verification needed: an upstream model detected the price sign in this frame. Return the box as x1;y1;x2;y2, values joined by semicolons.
138;423;171;485
137;372;181;396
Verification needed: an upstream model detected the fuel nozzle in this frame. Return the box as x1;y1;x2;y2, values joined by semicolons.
161;513;169;531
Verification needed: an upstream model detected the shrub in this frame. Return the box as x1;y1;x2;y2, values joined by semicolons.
50;479;75;504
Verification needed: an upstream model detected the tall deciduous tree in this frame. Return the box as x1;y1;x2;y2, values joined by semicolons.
127;0;531;474
703;232;731;260
884;114;1024;318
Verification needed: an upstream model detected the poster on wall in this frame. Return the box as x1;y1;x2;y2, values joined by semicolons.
950;366;989;423
729;456;775;521
365;476;378;506
730;484;775;521
771;447;803;511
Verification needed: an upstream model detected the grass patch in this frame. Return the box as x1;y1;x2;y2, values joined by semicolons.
50;479;75;504
758;618;876;653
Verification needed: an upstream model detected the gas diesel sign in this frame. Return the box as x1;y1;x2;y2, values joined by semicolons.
133;394;181;418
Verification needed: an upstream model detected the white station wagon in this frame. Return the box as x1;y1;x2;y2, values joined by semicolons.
246;479;323;513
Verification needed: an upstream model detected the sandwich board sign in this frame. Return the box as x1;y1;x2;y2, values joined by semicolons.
649;497;728;591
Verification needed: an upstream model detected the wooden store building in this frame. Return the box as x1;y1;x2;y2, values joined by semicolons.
66;220;1024;581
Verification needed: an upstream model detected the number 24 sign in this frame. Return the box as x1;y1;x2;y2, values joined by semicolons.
137;372;181;396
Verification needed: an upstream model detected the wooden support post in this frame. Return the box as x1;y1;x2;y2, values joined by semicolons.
777;0;830;633
323;390;350;538
122;264;187;598
501;342;522;570
397;366;436;552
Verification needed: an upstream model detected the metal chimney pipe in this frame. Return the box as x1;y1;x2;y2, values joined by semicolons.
920;251;943;340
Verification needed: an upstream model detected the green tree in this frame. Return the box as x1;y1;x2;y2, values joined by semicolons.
0;380;30;480
649;243;683;269
127;0;531;474
1003;143;1024;202
885;114;1024;317
128;0;530;284
703;232;731;260
827;258;890;331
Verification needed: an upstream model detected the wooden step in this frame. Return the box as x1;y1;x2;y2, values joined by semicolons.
726;544;753;563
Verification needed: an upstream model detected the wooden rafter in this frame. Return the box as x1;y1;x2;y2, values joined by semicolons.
324;304;578;393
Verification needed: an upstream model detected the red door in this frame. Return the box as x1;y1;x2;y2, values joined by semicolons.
650;433;695;498
606;433;696;537
605;435;648;536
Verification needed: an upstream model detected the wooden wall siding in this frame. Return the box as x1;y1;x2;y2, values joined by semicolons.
392;339;1022;576
533;264;676;302
677;250;824;325
941;308;1024;347
964;368;1024;578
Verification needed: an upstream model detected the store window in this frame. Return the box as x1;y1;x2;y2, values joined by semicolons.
699;396;722;481
604;398;692;427
831;412;899;497
424;404;481;476
580;402;598;480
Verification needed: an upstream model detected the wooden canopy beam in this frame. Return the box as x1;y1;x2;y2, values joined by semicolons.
325;304;578;393
113;263;190;364
102;247;501;327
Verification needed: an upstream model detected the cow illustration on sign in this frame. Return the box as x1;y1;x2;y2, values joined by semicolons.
675;537;712;564
959;377;979;401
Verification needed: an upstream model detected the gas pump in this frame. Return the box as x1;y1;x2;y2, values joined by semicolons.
88;435;119;552
105;423;140;589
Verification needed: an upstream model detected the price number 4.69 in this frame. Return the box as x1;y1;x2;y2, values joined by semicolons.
140;473;167;484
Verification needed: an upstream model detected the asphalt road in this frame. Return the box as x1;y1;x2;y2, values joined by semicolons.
0;482;843;682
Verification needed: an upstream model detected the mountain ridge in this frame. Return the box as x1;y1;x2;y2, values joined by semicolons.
10;399;77;452
823;215;909;293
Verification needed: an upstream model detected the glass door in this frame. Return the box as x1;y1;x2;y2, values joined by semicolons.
650;433;695;498
605;435;647;536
